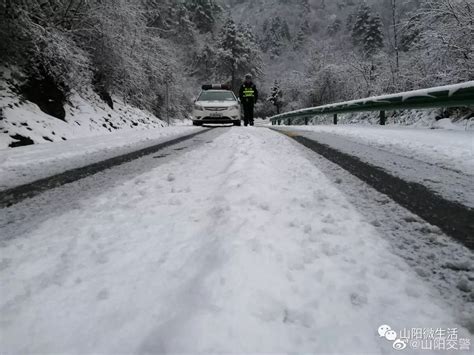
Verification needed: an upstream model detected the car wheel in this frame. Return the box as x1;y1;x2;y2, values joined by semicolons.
233;120;242;126
193;121;202;126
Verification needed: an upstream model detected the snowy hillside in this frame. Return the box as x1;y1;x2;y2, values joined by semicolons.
224;0;309;34
2;0;471;134
0;67;173;150
222;0;473;119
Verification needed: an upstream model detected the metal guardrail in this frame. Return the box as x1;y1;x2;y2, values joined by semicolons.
270;81;474;126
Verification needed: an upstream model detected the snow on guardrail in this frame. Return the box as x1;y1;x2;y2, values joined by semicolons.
270;81;474;124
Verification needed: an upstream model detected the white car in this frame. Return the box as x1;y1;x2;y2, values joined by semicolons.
192;85;241;126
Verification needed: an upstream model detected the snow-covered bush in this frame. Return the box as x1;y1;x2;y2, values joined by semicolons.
0;1;92;95
1;0;224;120
400;0;474;87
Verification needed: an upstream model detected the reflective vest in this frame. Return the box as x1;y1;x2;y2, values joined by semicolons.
243;87;255;98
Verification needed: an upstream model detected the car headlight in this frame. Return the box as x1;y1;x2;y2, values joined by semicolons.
230;104;240;110
194;104;203;111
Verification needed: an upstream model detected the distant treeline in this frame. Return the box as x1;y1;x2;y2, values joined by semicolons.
1;0;472;119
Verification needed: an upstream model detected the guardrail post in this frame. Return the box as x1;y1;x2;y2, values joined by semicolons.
287;118;291;126
333;114;338;125
278;120;281;125
380;111;386;125
304;117;308;125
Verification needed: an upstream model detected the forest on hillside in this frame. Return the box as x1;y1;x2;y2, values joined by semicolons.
1;0;472;119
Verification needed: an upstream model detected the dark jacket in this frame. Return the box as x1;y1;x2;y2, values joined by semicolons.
239;82;258;106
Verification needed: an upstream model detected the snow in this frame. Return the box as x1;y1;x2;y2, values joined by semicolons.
0;69;201;190
290;137;474;328
0;67;172;150
284;124;474;175
0;90;169;149
0;126;201;190
271;81;474;120
267;108;472;129
432;118;467;131
0;127;471;354
273;127;474;207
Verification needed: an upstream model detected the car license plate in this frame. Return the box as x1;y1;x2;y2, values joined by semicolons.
210;112;223;117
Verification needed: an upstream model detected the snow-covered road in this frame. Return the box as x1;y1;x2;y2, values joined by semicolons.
283;125;474;175
272;128;474;209
1;127;472;354
0;126;201;190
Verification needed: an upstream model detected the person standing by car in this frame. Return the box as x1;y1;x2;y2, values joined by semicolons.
239;74;258;126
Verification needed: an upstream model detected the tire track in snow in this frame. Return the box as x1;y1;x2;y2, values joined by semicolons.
1;127;471;353
0;129;227;243
0;128;212;208
275;129;474;250
283;133;474;332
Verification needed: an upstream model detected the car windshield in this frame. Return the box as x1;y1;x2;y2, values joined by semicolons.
198;91;235;102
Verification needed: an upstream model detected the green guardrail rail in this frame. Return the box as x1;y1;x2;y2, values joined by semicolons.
270;81;474;126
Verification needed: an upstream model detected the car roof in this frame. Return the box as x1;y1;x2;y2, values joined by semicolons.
201;89;233;92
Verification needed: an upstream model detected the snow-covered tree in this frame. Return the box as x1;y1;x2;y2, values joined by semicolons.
294;20;311;51
327;18;343;35
352;4;371;45
365;13;384;54
216;18;263;91
0;0;202;118
2;0;471;124
261;16;291;57
0;0;91;90
268;81;284;114
185;0;222;34
405;0;473;83
193;43;218;81
351;4;384;56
